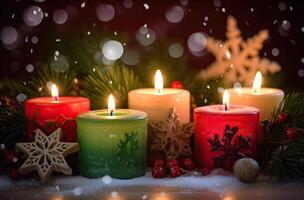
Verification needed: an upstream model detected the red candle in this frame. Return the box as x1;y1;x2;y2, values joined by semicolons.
24;84;90;142
194;90;260;171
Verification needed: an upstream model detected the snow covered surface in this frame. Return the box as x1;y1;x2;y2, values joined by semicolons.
0;172;243;193
1;171;304;200
0;171;245;196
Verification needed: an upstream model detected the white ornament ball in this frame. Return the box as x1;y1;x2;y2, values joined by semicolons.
233;158;260;183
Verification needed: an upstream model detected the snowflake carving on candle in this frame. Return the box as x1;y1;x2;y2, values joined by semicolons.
116;131;139;168
150;108;194;159
200;15;281;86
29;109;75;141
207;125;251;171
16;128;79;182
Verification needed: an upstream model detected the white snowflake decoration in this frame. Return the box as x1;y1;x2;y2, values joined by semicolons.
16;128;79;182
200;16;281;86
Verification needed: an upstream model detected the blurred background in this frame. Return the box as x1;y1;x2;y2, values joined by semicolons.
0;0;304;107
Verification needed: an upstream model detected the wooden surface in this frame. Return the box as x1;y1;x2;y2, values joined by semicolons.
1;173;304;200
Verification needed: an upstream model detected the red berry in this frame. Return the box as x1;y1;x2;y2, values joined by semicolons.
202;168;210;175
9;168;19;180
169;166;181;178
166;159;178;168
277;112;288;124
287;128;296;140
154;159;165;168
170;80;183;89
152;167;165;178
182;158;196;171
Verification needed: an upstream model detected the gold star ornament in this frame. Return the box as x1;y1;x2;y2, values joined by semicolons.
200;15;281;86
16;128;79;182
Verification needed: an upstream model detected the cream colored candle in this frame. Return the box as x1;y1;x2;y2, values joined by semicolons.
227;71;284;121
128;70;190;123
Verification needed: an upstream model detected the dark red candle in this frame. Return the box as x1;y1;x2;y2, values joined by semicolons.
194;104;260;171
24;86;90;142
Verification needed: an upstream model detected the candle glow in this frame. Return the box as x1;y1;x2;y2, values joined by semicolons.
223;90;230;111
252;71;262;93
154;69;163;93
108;94;116;116
51;84;59;101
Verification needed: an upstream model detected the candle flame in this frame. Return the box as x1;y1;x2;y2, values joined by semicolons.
154;69;163;93
252;71;262;93
223;90;230;111
51;84;59;101
108;94;115;116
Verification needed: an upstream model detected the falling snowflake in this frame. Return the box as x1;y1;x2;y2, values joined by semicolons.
200;16;281;86
143;3;149;10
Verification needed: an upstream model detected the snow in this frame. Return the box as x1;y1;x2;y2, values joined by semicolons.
73;187;82;196
102;175;112;184
0;172;246;196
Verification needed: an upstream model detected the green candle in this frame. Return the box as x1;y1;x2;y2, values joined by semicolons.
77;109;147;179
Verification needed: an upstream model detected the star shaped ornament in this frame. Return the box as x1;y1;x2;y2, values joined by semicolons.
200;15;281;86
149;108;194;159
16;128;79;182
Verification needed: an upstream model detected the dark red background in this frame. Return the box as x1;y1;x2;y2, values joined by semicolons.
1;0;304;91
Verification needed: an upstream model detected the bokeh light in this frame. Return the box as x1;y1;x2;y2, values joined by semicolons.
0;26;18;45
96;4;115;22
16;93;27;102
23;6;44;27
271;48;280;56
187;32;207;53
165;5;184;23
94;51;103;64
168;43;184;58
122;49;140;65
53;9;69;24
136;26;156;46
298;69;304;77
31;36;39;44
26;64;34;73
123;0;133;8
102;40;124;61
51;55;70;73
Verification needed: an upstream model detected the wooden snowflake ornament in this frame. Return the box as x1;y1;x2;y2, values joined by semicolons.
16;128;79;182
200;15;281;86
149;108;194;159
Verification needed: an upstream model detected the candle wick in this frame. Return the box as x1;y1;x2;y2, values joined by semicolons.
224;104;228;111
110;110;114;116
52;96;59;101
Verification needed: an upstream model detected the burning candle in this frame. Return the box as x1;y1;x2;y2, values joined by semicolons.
194;90;260;171
77;94;147;179
24;84;90;142
227;71;284;121
128;70;190;123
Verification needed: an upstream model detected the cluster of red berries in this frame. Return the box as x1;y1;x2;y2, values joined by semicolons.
152;158;196;178
277;112;297;140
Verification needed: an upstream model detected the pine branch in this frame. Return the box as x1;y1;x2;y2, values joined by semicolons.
0;65;77;98
81;63;141;109
262;92;304;181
